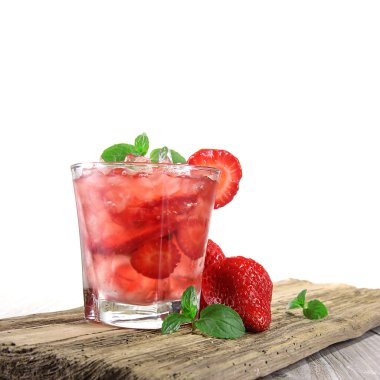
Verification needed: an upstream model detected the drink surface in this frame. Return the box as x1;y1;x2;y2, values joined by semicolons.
73;164;218;309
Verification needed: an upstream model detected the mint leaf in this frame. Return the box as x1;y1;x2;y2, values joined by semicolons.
287;290;328;321
134;133;149;156
150;147;169;163
170;149;186;164
151;147;186;163
161;313;193;334
195;304;245;339
101;143;137;162
288;289;307;309
181;286;198;319
303;300;328;320
149;148;160;163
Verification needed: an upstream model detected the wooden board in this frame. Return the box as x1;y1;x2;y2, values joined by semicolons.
262;326;380;379
1;279;380;379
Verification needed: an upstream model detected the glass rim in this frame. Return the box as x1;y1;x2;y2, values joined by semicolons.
71;161;221;175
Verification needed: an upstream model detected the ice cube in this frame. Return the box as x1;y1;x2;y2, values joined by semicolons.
158;147;172;163
124;154;151;163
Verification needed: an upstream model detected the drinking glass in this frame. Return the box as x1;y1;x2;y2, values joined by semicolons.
71;162;219;329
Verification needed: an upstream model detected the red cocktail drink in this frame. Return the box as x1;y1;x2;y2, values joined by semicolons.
72;162;219;328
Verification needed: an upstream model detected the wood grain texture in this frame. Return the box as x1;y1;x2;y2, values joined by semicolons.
262;330;380;379
1;279;379;380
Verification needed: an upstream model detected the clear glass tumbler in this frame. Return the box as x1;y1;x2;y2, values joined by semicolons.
71;162;219;329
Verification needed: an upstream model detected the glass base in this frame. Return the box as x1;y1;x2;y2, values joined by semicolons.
92;296;181;329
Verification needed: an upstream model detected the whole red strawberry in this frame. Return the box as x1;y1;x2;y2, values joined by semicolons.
200;239;226;310
204;239;225;268
202;256;272;332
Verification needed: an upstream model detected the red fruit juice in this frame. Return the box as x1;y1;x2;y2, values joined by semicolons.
72;163;219;329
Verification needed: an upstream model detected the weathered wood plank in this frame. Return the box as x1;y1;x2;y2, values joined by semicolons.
262;330;380;379
1;279;379;379
0;308;89;332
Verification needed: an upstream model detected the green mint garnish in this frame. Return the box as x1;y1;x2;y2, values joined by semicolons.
180;285;198;320
150;146;169;163
194;304;245;339
287;289;306;309
149;148;161;163
287;289;328;320
151;147;187;163
161;285;245;339
170;149;186;164
303;300;329;320
101;133;186;164
101;143;137;162
161;313;193;334
134;133;149;156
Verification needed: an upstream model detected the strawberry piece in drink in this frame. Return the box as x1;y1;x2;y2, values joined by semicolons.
75;169;206;255
81;207;164;254
175;218;210;260
97;254;161;305
130;236;181;279
164;251;205;301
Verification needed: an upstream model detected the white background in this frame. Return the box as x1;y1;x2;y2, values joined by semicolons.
1;1;379;318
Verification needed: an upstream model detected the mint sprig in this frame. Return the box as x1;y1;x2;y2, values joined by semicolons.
287;289;328;320
288;289;307;309
194;304;246;339
169;149;186;164
150;146;169;163
101;143;137;162
101;133;186;163
161;286;245;339
161;314;193;334
180;284;198;319
150;147;186;164
134;132;149;156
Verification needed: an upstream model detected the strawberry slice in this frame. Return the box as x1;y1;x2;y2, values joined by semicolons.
110;194;197;227
81;206;165;255
130;236;181;279
187;149;242;209
175;218;209;260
